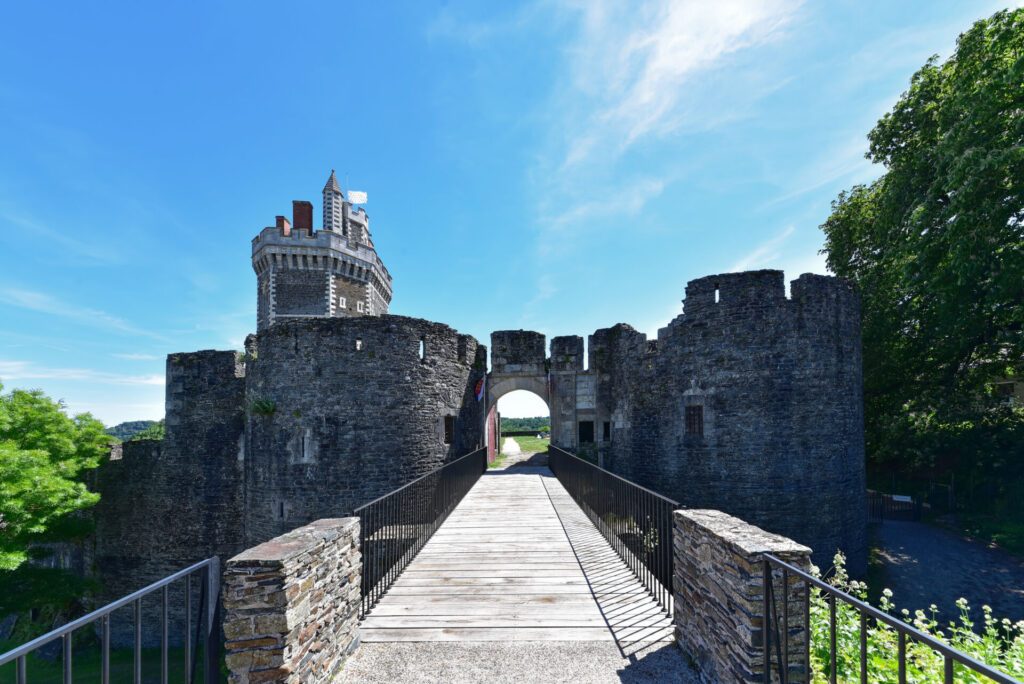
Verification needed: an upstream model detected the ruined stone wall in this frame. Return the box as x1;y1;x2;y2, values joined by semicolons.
593;271;866;573
87;350;246;644
244;315;487;544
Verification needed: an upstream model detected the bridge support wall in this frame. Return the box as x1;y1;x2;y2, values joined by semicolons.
222;517;361;684
674;509;812;683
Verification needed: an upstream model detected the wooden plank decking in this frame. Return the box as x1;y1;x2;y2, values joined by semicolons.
360;466;673;644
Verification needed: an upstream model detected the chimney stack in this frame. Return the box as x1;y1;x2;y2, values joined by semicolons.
275;215;292;236
292;200;313;232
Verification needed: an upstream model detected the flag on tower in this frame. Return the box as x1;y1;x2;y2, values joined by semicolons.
348;190;368;204
474;378;485;402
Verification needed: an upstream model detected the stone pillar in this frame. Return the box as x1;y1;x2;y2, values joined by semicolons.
222;518;361;684
674;509;813;683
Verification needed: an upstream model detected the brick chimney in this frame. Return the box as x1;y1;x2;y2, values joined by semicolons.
292;201;313;232
275;215;291;236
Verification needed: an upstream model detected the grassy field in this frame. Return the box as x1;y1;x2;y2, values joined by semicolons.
510;435;549;454
0;640;215;683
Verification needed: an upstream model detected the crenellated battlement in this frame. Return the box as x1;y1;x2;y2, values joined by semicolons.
252;170;393;331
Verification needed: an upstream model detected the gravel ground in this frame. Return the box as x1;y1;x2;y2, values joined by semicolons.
337;641;699;683
872;520;1024;623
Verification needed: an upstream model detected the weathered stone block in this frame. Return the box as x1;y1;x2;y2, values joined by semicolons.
223;518;361;684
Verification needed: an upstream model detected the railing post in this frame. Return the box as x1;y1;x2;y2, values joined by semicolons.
204;556;221;684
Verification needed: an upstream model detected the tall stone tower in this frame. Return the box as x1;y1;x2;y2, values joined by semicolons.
252;171;393;331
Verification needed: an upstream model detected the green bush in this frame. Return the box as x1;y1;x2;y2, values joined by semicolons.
809;552;1024;682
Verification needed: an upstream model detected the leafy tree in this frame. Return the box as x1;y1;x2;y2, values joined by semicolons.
820;9;1024;506
0;383;110;571
127;419;164;442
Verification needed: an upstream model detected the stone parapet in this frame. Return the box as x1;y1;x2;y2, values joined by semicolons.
674;509;812;683
222;518;361;684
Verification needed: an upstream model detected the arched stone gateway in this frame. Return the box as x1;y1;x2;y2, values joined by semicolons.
484;271;867;575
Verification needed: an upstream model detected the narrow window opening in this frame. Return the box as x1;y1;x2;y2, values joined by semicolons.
277;501;285;519
714;285;720;303
355;337;363;351
602;421;611;442
685;405;704;438
578;421;595;444
419;337;426;362
443;416;455;444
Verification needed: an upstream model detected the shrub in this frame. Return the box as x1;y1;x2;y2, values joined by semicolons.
809;552;1024;682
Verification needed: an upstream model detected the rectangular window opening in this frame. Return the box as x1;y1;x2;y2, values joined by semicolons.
685;405;704;438
443;416;455;444
578;420;594;444
355;338;363;351
602;421;611;442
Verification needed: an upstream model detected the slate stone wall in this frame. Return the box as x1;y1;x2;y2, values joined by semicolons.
87;350;246;645
674;509;812;683
592;271;866;573
244;315;487;544
223;518;360;684
273;270;329;317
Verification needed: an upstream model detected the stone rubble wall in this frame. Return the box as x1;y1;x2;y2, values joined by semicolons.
223;518;361;684
674;509;813;684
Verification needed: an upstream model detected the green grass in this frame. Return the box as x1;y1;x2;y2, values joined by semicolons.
511;435;549;454
953;514;1024;557
487;452;507;469
0;639;215;683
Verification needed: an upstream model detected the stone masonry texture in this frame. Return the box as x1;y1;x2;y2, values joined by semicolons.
483;271;866;574
222;518;360;684
674;509;813;683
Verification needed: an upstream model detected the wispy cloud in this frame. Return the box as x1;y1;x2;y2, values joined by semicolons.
557;0;801;167
111;352;161;361
729;225;796;272
0;287;164;340
0;208;120;265
0;360;164;386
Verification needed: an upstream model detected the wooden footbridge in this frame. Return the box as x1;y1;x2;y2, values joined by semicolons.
359;464;673;644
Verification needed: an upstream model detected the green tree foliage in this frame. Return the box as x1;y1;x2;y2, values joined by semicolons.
500;416;550;433
0;383;110;570
126;419;164;442
821;9;1024;508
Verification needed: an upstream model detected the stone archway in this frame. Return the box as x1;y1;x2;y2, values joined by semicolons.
486;375;549;418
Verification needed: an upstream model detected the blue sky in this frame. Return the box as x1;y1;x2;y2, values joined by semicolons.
0;1;1014;424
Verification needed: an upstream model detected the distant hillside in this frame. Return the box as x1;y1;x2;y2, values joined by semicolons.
106;420;158;441
500;416;549;432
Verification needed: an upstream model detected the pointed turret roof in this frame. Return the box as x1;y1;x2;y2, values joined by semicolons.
323;169;342;194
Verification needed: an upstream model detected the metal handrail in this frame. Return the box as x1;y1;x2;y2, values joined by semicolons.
762;553;1020;684
0;557;221;683
548;446;678;614
356;447;487;617
549;446;679;507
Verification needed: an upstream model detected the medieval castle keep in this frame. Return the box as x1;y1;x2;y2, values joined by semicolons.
252;171;392;331
82;172;866;640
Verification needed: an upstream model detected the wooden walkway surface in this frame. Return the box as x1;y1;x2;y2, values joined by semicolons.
361;466;673;644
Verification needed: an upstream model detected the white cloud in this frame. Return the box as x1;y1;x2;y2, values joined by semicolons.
0;287;163;340
729;225;796;272
112;352;161;361
556;0;802;168
0;360;165;387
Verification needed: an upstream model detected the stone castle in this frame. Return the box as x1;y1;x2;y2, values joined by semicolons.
81;171;866;639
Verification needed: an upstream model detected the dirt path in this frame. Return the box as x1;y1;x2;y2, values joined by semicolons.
871;521;1024;624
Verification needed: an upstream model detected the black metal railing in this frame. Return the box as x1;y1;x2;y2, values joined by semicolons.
868;490;923;523
762;553;1020;684
355;447;487;617
0;557;221;683
548;446;677;614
